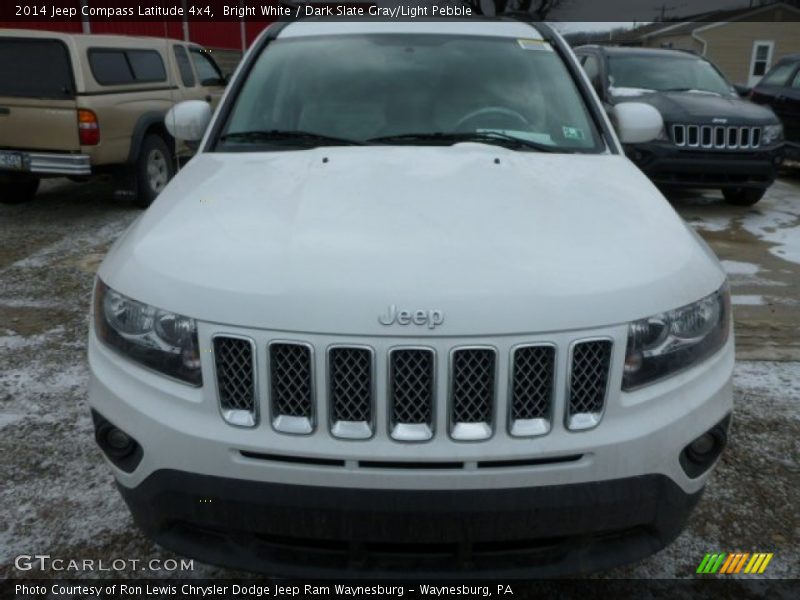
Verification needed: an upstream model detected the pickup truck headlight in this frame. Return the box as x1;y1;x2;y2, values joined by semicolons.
623;284;730;390
93;279;202;386
761;123;783;145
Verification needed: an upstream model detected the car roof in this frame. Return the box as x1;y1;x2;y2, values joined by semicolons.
277;20;544;40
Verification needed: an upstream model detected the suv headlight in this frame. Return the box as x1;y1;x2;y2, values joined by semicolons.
761;123;783;145
623;284;730;390
93;279;202;386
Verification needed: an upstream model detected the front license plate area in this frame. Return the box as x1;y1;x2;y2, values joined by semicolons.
0;151;26;172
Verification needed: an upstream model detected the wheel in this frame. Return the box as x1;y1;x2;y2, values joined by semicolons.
134;134;174;208
722;187;765;206
0;175;40;204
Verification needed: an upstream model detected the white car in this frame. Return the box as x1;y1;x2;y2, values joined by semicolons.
88;20;734;576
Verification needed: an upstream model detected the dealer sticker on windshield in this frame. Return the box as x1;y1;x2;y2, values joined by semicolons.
517;39;553;51
562;126;586;141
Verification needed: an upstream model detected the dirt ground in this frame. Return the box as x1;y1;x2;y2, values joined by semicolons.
0;174;798;580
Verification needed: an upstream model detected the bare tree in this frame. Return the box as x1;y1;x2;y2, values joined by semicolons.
466;0;565;18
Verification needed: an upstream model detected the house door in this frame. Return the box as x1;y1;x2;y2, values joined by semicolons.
749;41;775;87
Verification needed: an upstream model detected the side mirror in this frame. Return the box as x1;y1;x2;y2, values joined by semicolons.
165;100;212;142
612;102;664;144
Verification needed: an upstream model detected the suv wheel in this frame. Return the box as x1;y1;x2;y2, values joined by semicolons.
134;134;174;208
0;175;40;204
722;187;766;206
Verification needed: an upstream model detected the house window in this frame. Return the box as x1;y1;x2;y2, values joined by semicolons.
749;41;774;84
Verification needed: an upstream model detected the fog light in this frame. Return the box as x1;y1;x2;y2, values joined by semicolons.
106;428;133;451
689;433;715;456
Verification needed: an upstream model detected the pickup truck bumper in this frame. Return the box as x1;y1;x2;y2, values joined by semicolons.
625;142;783;189
0;150;91;176
118;469;703;578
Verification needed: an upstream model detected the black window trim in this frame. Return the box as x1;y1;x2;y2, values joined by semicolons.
88;47;168;86
0;36;76;99
188;46;225;85
173;44;197;88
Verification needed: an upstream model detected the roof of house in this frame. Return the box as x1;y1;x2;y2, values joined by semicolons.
610;1;800;43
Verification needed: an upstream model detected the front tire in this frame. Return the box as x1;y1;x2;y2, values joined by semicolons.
134;134;174;208
0;175;40;204
723;187;766;206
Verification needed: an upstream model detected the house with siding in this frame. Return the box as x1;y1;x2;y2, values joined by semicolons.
608;1;800;86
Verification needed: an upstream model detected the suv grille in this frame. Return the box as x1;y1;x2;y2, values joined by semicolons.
567;340;613;431
212;337;614;440
450;348;495;440
510;345;556;437
389;348;435;441
672;124;761;149
329;347;373;439
213;336;257;427
270;343;314;434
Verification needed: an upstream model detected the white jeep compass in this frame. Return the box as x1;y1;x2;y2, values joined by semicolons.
88;19;734;576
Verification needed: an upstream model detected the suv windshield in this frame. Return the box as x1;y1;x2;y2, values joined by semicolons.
217;34;602;152
608;54;733;95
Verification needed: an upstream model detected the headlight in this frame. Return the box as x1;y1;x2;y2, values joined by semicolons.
623;284;730;390
761;123;783;145
93;279;202;385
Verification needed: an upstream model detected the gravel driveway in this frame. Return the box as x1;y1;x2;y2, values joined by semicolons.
1;176;798;579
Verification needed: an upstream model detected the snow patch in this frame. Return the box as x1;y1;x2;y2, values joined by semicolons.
609;86;655;97
732;295;765;306
720;260;760;276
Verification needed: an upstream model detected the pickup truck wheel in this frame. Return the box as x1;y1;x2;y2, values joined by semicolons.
134;134;174;208
0;175;40;204
722;187;766;206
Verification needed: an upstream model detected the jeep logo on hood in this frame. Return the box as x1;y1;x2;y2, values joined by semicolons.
379;305;444;329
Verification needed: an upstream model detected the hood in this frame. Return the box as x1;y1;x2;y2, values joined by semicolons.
612;90;778;124
100;145;725;336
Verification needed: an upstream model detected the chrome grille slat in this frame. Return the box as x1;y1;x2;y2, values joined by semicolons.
510;345;555;437
270;342;314;434
671;123;761;150
329;347;373;439
213;336;257;427
450;348;495;441
567;340;613;431
389;348;434;441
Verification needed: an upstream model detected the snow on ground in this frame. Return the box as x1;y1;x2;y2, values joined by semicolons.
721;260;761;276
732;295;766;306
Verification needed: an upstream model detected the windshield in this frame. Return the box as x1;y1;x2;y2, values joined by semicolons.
608;54;733;95
217;34;602;152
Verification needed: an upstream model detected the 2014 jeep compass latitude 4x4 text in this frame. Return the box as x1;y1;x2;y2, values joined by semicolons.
89;20;734;577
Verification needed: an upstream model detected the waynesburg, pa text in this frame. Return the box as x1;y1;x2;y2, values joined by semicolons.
16;584;515;597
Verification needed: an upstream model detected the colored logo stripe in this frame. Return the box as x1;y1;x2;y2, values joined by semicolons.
698;552;773;575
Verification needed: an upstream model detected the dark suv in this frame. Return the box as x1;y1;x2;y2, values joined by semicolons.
749;54;800;160
575;46;784;205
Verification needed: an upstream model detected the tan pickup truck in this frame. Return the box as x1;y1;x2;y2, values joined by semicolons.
0;29;227;207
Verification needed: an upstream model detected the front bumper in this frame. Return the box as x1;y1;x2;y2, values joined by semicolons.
118;470;703;577
626;142;782;189
0;150;91;176
88;318;734;575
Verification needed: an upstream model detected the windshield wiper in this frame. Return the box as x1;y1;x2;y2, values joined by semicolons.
219;130;364;146
367;131;556;152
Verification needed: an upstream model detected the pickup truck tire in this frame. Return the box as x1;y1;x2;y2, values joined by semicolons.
722;187;766;206
134;134;174;208
0;175;40;205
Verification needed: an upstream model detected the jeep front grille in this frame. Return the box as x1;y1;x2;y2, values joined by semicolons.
329;347;373;439
389;348;435;441
270;342;314;434
450;348;496;440
509;345;556;437
672;124;761;149
211;336;614;440
213;336;257;427
567;340;613;431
